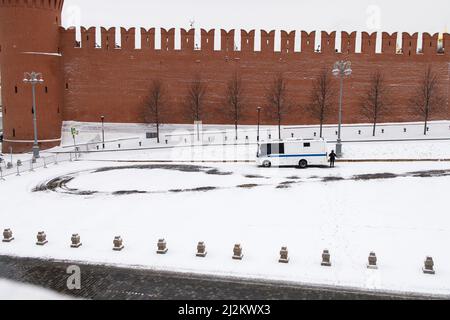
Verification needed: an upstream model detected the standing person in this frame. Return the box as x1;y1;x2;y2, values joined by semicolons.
329;150;337;168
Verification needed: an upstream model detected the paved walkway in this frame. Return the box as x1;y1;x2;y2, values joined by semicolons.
0;255;446;300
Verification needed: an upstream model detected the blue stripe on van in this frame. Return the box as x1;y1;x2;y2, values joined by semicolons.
268;153;327;158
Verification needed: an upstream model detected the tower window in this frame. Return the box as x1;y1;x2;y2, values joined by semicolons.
15;86;18;94
66;83;69;90
13;129;16;137
45;86;48;93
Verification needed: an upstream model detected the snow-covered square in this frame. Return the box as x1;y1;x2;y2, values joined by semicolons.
1;121;450;298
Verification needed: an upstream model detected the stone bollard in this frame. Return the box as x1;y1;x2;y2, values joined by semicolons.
70;234;82;248
232;244;243;260
423;256;435;275
36;231;48;246
321;249;332;266
279;247;289;263
113;236;124;251
157;239;168;254
367;252;378;269
7;162;13;169
196;241;207;257
2;229;14;242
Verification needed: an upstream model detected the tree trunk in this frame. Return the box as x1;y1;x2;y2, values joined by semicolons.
319;122;323;138
424;117;428;136
372;116;377;137
156;122;160;143
278;118;282;140
235;121;238;141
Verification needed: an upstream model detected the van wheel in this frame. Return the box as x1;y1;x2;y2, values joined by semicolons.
299;160;308;169
262;160;272;168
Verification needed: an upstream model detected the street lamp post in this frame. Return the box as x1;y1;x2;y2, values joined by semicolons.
257;107;261;143
332;61;352;158
101;116;105;149
23;72;44;159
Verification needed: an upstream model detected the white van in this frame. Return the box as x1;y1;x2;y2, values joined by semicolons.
256;139;329;168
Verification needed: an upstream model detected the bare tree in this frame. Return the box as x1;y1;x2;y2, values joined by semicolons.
145;78;167;143
305;68;336;138
266;73;290;140
411;65;446;135
185;74;207;122
360;71;390;137
226;71;245;140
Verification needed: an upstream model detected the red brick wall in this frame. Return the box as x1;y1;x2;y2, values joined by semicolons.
0;0;64;153
1;0;449;154
60;28;450;127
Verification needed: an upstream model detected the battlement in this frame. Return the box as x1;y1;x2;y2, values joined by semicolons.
59;27;449;57
0;0;64;11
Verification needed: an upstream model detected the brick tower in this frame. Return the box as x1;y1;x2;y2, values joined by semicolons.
0;0;64;153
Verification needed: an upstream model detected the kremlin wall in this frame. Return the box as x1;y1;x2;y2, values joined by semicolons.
0;0;449;152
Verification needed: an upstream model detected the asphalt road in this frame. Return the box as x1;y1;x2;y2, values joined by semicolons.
0;255;446;300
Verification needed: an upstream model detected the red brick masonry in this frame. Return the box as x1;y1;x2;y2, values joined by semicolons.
1;0;449;152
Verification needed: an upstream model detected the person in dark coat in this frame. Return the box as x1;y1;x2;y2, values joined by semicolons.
329;150;337;168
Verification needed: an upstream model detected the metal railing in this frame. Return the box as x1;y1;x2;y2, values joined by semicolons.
0;152;77;180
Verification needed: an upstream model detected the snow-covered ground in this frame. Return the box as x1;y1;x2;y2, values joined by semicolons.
74;139;450;162
0;279;71;300
2;121;450;164
60;120;450;148
55;121;450;161
1;120;449;297
1;159;450;296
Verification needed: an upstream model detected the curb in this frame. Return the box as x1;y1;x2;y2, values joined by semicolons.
78;159;450;163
